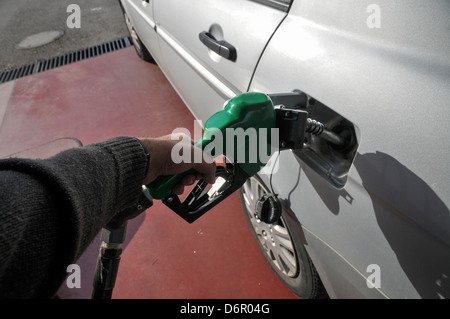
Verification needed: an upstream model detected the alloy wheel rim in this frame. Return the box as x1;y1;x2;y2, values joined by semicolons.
242;178;298;278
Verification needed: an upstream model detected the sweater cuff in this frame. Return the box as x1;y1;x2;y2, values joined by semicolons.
96;136;149;210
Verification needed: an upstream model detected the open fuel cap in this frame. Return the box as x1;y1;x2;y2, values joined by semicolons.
255;194;282;224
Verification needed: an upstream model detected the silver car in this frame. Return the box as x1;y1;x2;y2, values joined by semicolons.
119;0;450;299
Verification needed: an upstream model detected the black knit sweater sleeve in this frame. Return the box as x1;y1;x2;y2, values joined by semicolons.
0;136;149;298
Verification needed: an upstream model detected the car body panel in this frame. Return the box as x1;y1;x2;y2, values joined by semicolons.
301;225;389;299
250;0;450;298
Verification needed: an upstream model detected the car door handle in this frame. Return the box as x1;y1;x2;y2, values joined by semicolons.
199;31;237;61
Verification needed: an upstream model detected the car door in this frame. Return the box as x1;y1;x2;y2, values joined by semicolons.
153;0;291;122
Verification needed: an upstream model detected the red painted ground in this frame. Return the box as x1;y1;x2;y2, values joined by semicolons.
0;47;298;299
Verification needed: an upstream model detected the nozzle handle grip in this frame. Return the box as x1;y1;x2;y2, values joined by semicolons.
146;168;196;200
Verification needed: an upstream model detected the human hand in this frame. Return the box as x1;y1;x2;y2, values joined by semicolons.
139;134;216;195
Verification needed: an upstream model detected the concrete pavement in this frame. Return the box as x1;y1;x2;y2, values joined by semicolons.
0;0;128;71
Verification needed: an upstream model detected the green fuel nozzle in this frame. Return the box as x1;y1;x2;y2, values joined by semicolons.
145;91;349;223
145;92;276;222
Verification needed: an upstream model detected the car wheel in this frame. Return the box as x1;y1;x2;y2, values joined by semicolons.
238;176;328;299
123;11;156;64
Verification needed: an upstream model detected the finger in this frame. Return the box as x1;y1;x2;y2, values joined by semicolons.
181;174;196;186
172;183;185;195
193;162;217;184
190;148;216;184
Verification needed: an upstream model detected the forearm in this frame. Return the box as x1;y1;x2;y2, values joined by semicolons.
0;136;148;298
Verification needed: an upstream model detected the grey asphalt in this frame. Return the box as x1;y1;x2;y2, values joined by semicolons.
0;0;129;71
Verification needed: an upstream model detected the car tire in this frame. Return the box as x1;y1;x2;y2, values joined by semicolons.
123;11;156;64
238;176;328;299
